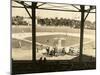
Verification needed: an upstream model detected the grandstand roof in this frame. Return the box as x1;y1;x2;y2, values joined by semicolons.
12;0;96;13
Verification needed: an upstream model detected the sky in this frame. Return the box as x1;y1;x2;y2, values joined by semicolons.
12;1;96;22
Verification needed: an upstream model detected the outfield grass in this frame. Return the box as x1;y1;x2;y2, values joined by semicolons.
12;26;95;35
12;26;32;33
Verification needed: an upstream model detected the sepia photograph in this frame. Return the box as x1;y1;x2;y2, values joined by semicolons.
12;0;96;74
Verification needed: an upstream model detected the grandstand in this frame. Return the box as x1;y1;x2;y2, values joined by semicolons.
12;0;96;74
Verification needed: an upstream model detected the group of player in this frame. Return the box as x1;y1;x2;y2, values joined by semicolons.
45;46;66;56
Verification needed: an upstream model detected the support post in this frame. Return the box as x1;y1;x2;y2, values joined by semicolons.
79;5;85;62
24;5;32;19
32;2;37;62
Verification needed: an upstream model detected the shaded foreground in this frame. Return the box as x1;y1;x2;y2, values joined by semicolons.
12;54;96;74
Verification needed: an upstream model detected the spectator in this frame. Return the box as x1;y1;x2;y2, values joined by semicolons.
50;49;54;56
46;46;50;55
62;48;66;54
39;57;42;64
53;47;57;56
43;57;47;63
